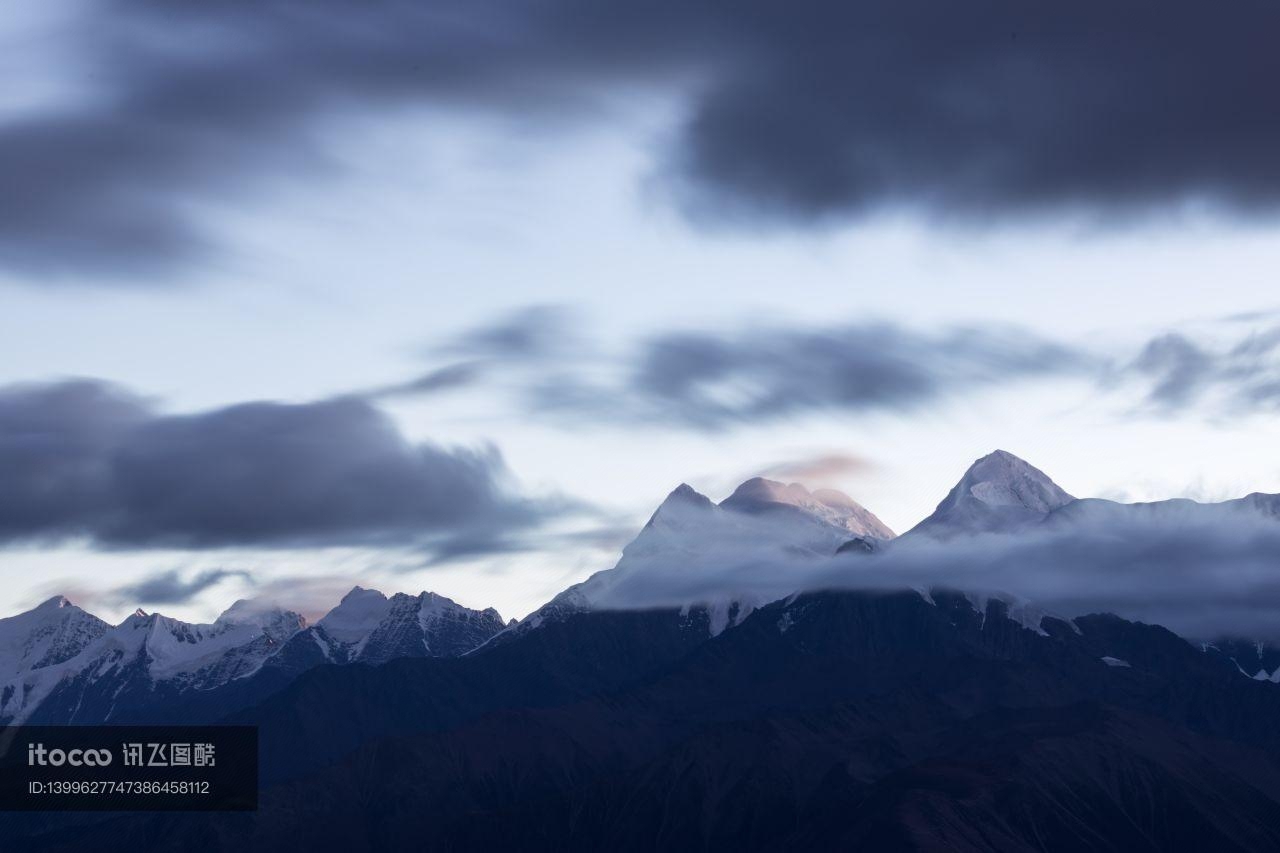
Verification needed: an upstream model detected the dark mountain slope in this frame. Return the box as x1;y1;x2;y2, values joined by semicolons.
17;590;1280;852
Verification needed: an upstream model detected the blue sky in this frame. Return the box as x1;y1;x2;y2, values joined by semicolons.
4;0;1280;622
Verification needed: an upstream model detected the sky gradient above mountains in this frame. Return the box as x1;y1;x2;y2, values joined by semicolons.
3;1;1280;625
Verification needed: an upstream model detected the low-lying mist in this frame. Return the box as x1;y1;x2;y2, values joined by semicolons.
589;501;1280;641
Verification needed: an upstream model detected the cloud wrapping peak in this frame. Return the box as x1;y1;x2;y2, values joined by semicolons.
6;0;1280;279
756;453;872;484
0;380;547;551
590;495;1280;641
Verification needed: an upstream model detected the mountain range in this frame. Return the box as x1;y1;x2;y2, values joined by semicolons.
0;587;506;725
7;449;1280;851
9;449;1280;726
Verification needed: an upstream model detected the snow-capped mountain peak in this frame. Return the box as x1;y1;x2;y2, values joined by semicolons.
0;596;110;683
254;586;510;669
720;477;895;540
98;604;306;682
959;450;1073;512
722;477;817;508
645;483;716;525
354;591;506;662
215;599;308;637
622;484;720;559
1;586;507;725
627;476;895;564
907;449;1075;538
316;586;393;645
508;477;899;642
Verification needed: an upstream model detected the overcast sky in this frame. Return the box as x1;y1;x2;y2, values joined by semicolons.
4;0;1280;623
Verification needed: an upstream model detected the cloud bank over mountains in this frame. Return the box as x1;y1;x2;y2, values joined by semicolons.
600;507;1280;641
58;445;1276;644
6;306;1280;598
7;393;1280;642
0;379;552;553
6;0;1280;280
570;452;1280;641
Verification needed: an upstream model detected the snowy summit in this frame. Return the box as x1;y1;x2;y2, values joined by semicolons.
907;449;1075;538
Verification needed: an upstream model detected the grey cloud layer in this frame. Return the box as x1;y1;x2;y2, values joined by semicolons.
397;309;1280;427
617;324;1090;427
593;503;1280;640
1129;325;1280;413
398;311;1096;428
0;379;548;551
7;1;1280;279
115;568;251;606
670;1;1280;225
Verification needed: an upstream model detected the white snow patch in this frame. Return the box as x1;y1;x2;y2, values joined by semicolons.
317;587;391;645
962;591;1050;636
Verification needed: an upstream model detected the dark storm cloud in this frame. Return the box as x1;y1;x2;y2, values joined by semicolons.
531;322;1094;429
116;568;251;605
669;2;1280;226
8;0;1280;280
0;380;150;539
0;1;613;279
0;379;552;551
